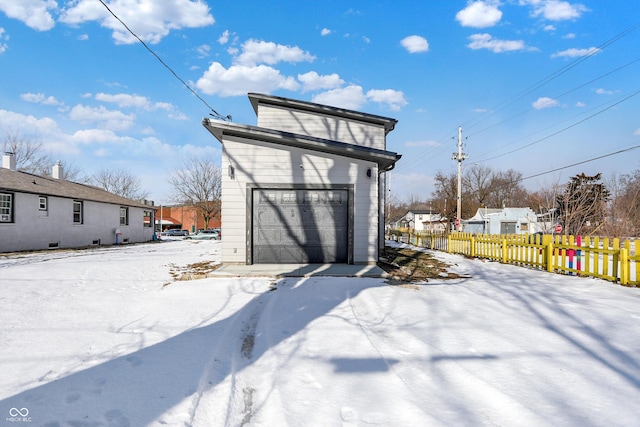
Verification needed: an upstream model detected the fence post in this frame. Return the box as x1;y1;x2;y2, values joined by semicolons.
470;235;475;258
546;242;554;273
620;247;629;285
501;237;508;264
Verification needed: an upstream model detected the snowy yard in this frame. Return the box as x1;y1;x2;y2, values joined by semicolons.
1;239;640;426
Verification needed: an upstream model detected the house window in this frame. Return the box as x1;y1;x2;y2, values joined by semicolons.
143;210;153;227
73;200;83;224
0;192;12;222
120;207;129;226
39;196;48;211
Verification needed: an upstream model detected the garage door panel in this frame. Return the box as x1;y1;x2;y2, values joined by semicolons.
253;189;349;263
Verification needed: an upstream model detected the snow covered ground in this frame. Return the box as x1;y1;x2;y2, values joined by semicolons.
2;239;640;427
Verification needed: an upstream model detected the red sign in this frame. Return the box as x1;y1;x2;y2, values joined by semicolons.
555;224;562;233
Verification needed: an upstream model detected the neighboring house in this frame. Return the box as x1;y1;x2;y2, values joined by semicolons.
400;209;446;232
463;207;539;235
202;93;401;265
0;153;156;253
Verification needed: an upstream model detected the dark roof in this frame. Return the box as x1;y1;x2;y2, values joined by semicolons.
0;168;153;209
202;118;401;171
247;93;398;135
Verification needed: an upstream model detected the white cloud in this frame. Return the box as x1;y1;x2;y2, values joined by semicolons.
196;62;299;97
635;128;640;136
312;86;367;110
78;33;89;41
196;44;211;57
366;89;408;111
59;0;215;44
0;0;56;31
234;39;316;66
94;93;178;116
524;0;588;21
321;28;331;36
456;1;503;28
595;88;615;95
298;71;344;92
467;33;527;53
405;140;441;148
532;96;559;109
551;46;599;58
0;27;7;54
575;101;586;107
69;104;136;131
20;92;63;106
400;35;429;53
562;32;576;39
218;30;230;44
310;87;407;111
543;24;556;31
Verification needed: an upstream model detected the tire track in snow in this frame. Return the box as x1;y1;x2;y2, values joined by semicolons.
186;279;267;426
346;289;549;426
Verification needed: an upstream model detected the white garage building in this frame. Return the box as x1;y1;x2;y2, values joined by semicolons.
203;93;401;265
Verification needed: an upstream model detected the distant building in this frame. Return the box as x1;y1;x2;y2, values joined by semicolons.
463;207;539;235
0;153;156;252
155;203;221;232
398;209;447;232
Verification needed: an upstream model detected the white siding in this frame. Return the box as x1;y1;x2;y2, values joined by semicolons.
221;136;379;264
256;104;387;150
0;192;154;252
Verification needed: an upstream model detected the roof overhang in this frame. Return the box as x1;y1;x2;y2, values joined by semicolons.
202;118;401;171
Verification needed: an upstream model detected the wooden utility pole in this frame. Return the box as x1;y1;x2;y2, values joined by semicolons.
452;126;466;230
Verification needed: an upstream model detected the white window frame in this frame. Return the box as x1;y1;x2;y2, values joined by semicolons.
0;192;12;222
39;195;48;211
73;200;83;224
119;207;129;226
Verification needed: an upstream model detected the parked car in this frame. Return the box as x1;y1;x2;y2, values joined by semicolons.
185;229;220;240
165;229;189;237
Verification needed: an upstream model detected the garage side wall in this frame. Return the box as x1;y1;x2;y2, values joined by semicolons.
221;136;379;264
256;104;387;151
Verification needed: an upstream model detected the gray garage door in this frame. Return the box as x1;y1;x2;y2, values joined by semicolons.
252;189;349;263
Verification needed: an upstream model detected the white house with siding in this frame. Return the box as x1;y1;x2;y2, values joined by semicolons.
0;153;156;253
202;93;401;265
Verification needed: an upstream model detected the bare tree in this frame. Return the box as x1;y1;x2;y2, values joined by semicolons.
556;173;610;236
90;168;149;200
3;131;53;175
464;164;494;207
605;171;640;237
168;157;222;229
2;130;85;181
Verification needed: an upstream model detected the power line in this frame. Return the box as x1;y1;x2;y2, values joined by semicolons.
475;87;640;163
97;0;230;121
461;22;640;132
520;144;640;183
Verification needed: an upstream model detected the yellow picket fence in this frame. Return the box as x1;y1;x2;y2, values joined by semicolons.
387;230;639;286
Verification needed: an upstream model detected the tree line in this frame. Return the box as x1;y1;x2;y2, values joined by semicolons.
390;164;640;237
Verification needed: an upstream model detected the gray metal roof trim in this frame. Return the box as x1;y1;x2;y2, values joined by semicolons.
202;118;401;170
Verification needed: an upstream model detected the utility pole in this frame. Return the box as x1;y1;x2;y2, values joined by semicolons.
452;126;466;231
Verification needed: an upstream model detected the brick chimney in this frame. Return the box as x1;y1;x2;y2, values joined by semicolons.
52;160;64;179
2;152;16;170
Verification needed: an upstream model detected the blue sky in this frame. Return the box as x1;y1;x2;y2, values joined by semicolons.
1;0;639;205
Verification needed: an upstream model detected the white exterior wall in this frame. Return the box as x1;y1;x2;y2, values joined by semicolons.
256;104;387;150
0;192;155;252
222;136;379;264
